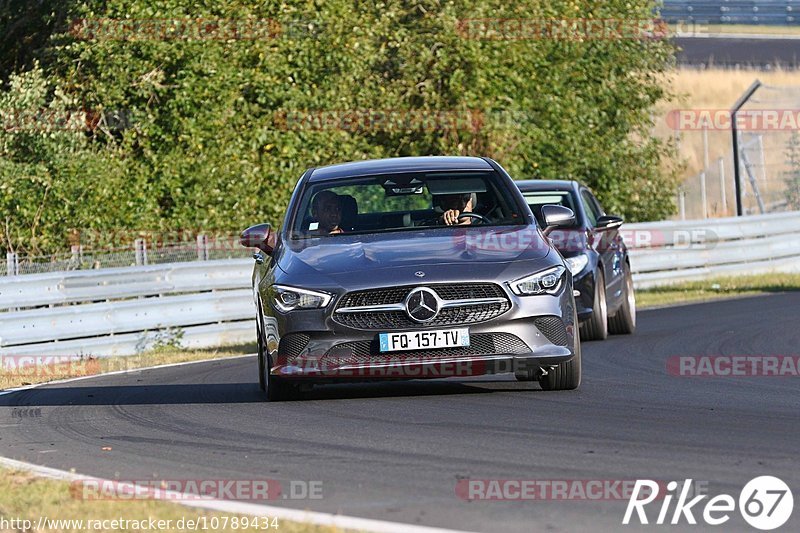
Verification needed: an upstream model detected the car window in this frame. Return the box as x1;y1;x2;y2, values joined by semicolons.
580;190;600;227
290;171;526;239
522;191;579;228
585;190;605;217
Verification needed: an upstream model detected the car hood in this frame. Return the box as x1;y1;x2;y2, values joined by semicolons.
277;225;552;281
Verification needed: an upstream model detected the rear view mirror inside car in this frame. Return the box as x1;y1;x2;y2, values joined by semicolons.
425;175;488;195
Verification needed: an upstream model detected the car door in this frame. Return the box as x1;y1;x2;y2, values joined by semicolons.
579;188;616;300
581;188;625;305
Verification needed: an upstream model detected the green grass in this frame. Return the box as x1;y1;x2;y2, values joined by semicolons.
0;343;256;391
0;468;341;533
637;273;800;308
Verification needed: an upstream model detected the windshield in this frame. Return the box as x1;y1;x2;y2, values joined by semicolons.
291;171;526;239
522;190;580;228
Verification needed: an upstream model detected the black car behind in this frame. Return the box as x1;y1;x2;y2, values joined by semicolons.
516;180;636;341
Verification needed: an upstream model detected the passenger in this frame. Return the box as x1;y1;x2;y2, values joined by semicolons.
310;190;344;235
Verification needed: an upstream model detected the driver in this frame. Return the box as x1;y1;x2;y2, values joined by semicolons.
437;193;474;225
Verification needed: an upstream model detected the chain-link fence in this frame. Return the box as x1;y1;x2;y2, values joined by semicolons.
671;82;800;219
3;234;251;276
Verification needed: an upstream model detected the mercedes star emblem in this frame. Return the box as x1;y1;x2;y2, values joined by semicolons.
404;287;440;323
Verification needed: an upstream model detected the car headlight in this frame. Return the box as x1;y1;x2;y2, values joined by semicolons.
270;284;332;312
509;265;566;296
564;254;589;275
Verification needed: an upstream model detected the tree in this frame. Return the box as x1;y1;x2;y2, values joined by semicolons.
1;0;679;255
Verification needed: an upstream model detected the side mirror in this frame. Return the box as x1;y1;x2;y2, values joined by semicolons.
240;223;275;254
541;205;576;236
595;215;624;231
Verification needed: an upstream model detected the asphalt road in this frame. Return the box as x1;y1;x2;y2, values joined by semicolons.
1;293;799;532
676;37;800;68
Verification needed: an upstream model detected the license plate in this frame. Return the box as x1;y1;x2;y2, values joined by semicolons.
378;328;470;353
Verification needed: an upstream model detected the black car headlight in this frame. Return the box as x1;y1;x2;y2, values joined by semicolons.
270;284;332;312
508;265;566;296
564;253;589;275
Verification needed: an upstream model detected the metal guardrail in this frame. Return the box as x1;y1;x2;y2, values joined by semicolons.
1;211;798;357
0;259;255;358
626;211;800;288
661;1;800;25
0;259;252;309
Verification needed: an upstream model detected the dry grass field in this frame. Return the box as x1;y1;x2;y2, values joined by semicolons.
654;68;800;217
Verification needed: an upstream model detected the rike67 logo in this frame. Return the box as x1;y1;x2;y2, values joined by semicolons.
623;477;794;530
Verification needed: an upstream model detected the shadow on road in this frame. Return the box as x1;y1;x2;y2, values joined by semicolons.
0;378;545;407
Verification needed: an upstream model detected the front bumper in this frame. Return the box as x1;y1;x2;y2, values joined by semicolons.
266;280;577;381
573;269;596;322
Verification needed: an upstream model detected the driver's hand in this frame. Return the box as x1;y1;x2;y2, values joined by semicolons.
442;209;460;225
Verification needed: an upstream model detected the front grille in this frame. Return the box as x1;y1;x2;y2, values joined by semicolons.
534;316;568;346
278;333;310;358
334;283;510;330
337;287;410;308
320;332;529;367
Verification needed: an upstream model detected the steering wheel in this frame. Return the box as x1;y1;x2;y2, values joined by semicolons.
457;212;490;225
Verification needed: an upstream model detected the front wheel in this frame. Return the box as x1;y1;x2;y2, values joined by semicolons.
608;263;636;335
579;269;608;341
539;310;582;390
257;326;298;401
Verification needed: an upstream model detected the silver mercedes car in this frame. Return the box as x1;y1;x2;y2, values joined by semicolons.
240;156;581;400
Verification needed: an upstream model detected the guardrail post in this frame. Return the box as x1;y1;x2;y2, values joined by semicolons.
196;234;209;261
700;171;708;219
6;252;18;276
678;188;686;221
134;238;148;266
757;134;768;193
718;157;727;213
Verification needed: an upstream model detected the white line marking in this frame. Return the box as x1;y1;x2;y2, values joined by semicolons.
0;455;472;533
678;33;800;40
0;354;256;397
0;355;474;533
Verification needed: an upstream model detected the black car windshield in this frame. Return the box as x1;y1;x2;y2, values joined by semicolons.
522;191;581;228
291;171;526;239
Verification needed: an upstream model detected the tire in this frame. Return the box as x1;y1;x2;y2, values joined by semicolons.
257;324;267;392
579;269;608;341
608;263;636;335
539;310;582;391
257;321;298;401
